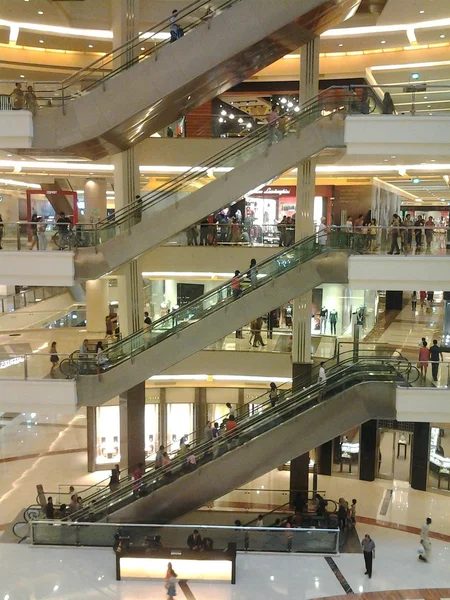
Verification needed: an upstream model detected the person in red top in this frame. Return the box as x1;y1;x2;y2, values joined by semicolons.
418;341;430;379
225;415;237;433
132;462;144;495
232;270;242;299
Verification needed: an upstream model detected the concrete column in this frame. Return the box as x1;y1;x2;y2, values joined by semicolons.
84;178;107;223
112;0;140;66
316;441;332;476
292;37;320;372
86;406;96;473
359;420;377;481
289;453;309;505
120;381;145;472
116;259;144;337
411;422;430;491
112;148;140;210
86;278;109;334
159;388;167;450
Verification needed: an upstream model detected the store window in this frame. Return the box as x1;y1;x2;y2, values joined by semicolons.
145;404;159;462
96;406;120;465
332;430;360;477
166;402;194;451
429;426;450;491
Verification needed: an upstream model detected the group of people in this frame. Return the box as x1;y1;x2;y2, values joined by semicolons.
10;82;38;114
417;337;444;381
387;214;440;255
44;485;83;519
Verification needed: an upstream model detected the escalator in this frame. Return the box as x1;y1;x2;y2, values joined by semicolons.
69;354;417;524
74;90;349;280
73;232;351;406
31;0;360;158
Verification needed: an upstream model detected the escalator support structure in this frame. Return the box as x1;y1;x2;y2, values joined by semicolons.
30;0;360;158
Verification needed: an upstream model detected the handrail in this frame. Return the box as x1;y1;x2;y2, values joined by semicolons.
69;356;417;521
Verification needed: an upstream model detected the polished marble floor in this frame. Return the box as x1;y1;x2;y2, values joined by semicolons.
1;524;449;600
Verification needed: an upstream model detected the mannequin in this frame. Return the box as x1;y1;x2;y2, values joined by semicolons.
329;309;338;335
320;307;328;334
284;302;293;327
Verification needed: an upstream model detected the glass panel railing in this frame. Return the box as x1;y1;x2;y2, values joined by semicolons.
72;231;346;371
0;286;66;315
68;357;417;522
31;520;340;553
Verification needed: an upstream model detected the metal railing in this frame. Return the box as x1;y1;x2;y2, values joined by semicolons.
0;286;66;315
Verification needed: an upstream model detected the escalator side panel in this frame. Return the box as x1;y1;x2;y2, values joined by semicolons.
74;116;346;280
76;251;349;406
110;381;395;523
31;0;359;158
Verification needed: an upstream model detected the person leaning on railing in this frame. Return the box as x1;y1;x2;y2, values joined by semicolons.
10;83;24;110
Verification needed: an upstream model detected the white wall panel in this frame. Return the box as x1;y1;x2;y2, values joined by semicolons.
0;251;74;286
396;387;450;422
0;380;77;413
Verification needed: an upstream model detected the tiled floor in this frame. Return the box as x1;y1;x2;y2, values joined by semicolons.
1;525;449;600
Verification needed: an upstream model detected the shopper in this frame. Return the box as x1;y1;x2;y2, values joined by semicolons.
318;361;327;384
425;216;434;250
0;214;3;250
56;212;71;249
411;291;417;311
24;85;38;115
382;92;395;114
252;316;266;347
267;105;279;145
415;217;424;250
37;217;47;251
204;421;213;442
269;381;278;407
361;533;375;577
50;341;59;375
96;340;108;372
256;514;264;527
419;517;432;562
345;216;353;248
232;270;242;299
45;496;55;519
105;314;114;340
155;445;165;469
30;212;39;250
317;217;328;246
404;214;414;251
429;340;443;382
367;218;377;252
350;499;357;524
418;340;430;378
165;567;178;599
354;214;365;251
109;464;120;492
10;82;24;110
132;462;144;495
187;529;203;551
387;214;401;255
248;258;258;288
419;290;427;308
337;497;348;530
144;311;152;326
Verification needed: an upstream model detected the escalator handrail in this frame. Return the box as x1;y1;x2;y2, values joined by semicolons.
72;231;349;370
60;0;240;92
70;357;417;520
87;87;350;230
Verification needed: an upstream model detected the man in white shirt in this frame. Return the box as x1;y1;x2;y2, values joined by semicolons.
419;517;432;562
318;362;327;384
318;217;328;246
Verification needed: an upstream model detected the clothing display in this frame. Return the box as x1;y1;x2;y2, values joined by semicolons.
320;307;328;334
329;309;338;335
284;303;293;327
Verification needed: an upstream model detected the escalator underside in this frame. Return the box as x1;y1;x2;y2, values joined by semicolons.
108;380;395;523
30;0;359;158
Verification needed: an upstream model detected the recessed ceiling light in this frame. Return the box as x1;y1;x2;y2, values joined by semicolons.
37;10;44;15
424;96;428;99
88;44;93;48
440;34;446;38
419;10;425;14
20;74;25;78
381;40;386;44
39;40;44;43
7;154;12;157
140;47;145;51
338;43;343;47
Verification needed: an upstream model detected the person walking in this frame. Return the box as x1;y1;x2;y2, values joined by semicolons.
361;533;375;577
425;216;434;250
165;567;178;599
429;340;443;382
10;82;24;110
248;258;258;288
418;340;430;378
24;85;38;115
419;517;432;562
37;217;47;251
382;92;395;114
387;214;401;255
50;341;59;375
252;316;266;347
232;270;242;299
269;381;278;407
317;217;328;246
411;291;417;311
30;212;39;250
109;464;120;492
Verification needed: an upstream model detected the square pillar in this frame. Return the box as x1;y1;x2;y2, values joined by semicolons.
120;382;145;472
316;440;332;476
290;452;309;505
411;423;430;491
86;406;96;473
359;420;377;481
